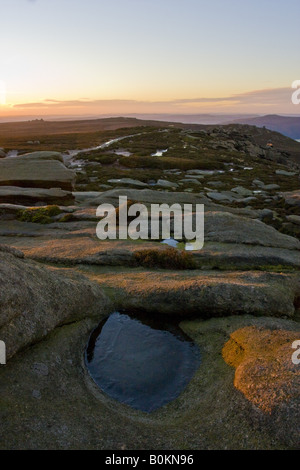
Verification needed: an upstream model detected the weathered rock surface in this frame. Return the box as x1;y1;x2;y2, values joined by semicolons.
0;247;111;360
107;178;149;188
207;191;240;202
1;237;159;266
0;206;299;269
287;215;300;226
1;234;299;271
156;179;179;189
275;170;297;176
184;174;204;180
180;178;202;185
263;184;280;191
0;243;24;258
204;211;300;250
0;158;75;191
0;203;28;218
187;169;215;175
86;188;258;218
231;186;253;197
281;190;300;207
73;191;102;204
252;180;280;191
0;186;74;205
194;241;300;269
222;326;300;447
81;266;299;318
0;314;298;449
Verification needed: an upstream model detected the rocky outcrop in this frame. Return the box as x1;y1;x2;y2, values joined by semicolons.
204;211;300;250
0;157;75;191
156;179;179;189
194;241;300;269
281;190;300;207
3;235;299;270
0;186;74;205
0;206;299;270
0;314;298;449
222;326;300;447
0;246;111;360
84;188;258;218
0;122;299;450
83;267;300;318
275;170;297;176
107;178;149;188
287;215;300;226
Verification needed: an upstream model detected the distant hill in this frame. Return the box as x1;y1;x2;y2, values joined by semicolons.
0;115;299;164
128;113;258;125
228;114;300;140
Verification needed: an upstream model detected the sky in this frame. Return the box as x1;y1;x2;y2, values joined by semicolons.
1;0;300;118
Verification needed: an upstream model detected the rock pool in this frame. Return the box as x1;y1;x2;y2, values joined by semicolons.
85;311;201;413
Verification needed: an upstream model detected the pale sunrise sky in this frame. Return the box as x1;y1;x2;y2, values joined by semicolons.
1;0;300;117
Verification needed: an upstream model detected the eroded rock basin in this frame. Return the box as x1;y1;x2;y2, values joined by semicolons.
85;311;201;413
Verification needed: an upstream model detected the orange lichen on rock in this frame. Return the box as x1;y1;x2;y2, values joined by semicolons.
222;326;300;414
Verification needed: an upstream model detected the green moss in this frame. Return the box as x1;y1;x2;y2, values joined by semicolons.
59;213;74;223
17;205;62;224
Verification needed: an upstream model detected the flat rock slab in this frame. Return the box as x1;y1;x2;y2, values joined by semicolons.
204;212;300;250
0;220;75;238
107;178;149;188
156;179;179;188
1;234;300;271
0;219;99;240
231;186;253;197
287;215;300;226
275;170;297;176
79;266;299;318
0;158;75;191
194;241;300;269
0;203;28;213
85;188;258;217
207;191;239;202
0;186;74;206
0;236;164;265
281;190;300;207
2;205;298;255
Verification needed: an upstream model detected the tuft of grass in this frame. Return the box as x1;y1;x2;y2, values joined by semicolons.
17;205;62;224
134;247;197;270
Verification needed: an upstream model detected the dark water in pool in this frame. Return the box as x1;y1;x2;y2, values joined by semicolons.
85;311;201;413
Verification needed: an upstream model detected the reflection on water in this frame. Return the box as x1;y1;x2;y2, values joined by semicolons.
161;238;179;248
151;149;168;157
85;311;201;413
62;134;142;166
6;150;18;158
114;150;132;157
